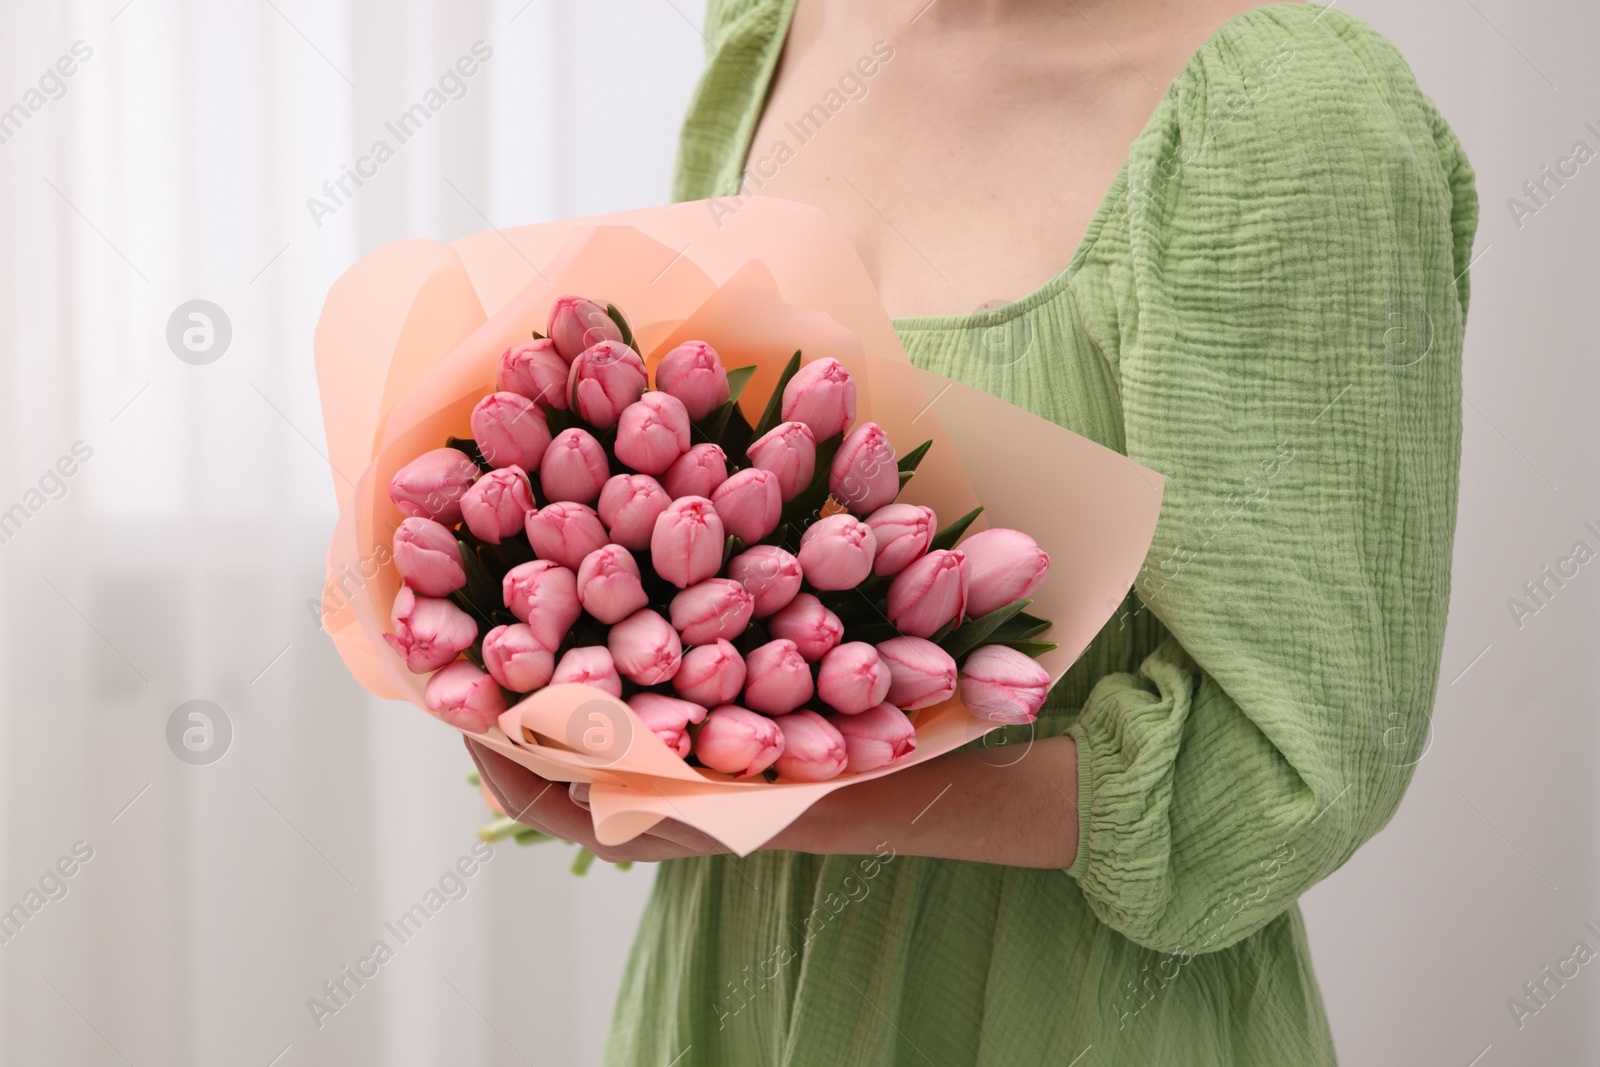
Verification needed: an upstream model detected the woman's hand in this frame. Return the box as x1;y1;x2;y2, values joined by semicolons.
468;731;1082;869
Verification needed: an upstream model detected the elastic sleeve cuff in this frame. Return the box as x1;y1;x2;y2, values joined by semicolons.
1064;720;1097;881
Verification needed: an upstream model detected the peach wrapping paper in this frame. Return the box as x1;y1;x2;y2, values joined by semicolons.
315;196;1164;857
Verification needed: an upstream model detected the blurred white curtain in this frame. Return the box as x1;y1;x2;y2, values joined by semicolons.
0;2;700;1064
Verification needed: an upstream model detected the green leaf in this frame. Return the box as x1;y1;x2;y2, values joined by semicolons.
725;364;758;405
928;618;959;644
896;439;933;473
986;611;1052;642
940;599;1033;661
454;539;501;622
842;621;900;644
446;436;493;474
928;506;984;552
570;847;597;876
531;329;546;340
604;303;636;350
721;534;744;571
995;639;1059;658
751;350;802;442
779;432;843;530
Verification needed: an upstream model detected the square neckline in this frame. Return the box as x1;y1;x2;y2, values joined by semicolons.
728;0;1324;331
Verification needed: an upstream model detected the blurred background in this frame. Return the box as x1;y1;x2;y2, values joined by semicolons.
0;1;1594;1064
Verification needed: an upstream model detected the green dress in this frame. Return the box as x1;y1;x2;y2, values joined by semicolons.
605;3;1478;1063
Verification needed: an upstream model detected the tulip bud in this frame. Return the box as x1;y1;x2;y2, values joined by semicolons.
596;474;670;551
502;559;581;649
525;501;609;570
628;692;708;758
482;623;556;692
392;517;466;597
383;586;478;673
650;496;725;589
742;639;814;716
614;392;691;476
780;357;856;440
746;421;816;501
958;528;1051;617
471;391;553;471
960;645;1051;724
655;341;730;420
816;641;891;715
692;705;783;778
772;710;847;781
497;339;569;409
887;549;969;638
576;544;650;624
669;578;755;646
661;443;728;499
460;466;534;545
424;660;505;733
829;422;900;516
725;545;802;617
876;636;958;709
711;467;782;544
389;448;480;526
568;340;647;429
766;593;843;662
864;503;935;577
539;427;609;505
607;609;683;686
672;639;747;707
830;703;917;773
796;514;876;591
550;644;623;697
548;295;622;364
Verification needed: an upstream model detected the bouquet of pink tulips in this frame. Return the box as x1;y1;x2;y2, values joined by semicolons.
387;294;1057;784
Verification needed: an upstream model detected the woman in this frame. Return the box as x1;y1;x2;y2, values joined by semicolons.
470;0;1477;1061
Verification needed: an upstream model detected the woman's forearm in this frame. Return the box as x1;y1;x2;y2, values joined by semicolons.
770;735;1080;869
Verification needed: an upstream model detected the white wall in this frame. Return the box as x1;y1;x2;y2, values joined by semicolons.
0;1;1593;1064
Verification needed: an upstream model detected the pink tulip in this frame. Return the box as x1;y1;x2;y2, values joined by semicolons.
388;448;480;526
568;340;647;429
614;392;691;475
607;609;683;685
628;692;708;758
746;421;816;501
548;295;622;364
816;641;891;715
669;578;755;646
830;422;899;516
460;466;534;545
576;544;650;624
596;474;670;550
797;514;876;591
497;339;569;409
550;644;623;697
781;357;856;440
865;503;935;577
471;392;552;471
424;661;505;733
830;703;917;773
383;586;478;673
692;705;783;777
959;528;1051;617
525;501;609;570
742;639;813;715
960;645;1051;724
481;623;556;693
655;341;730;420
887;549;969;638
726;545;802;617
650;496;725;589
711;467;781;544
877;636;958;709
672;639;747;707
766;593;843;662
392;517;466;597
502;560;581;648
539;428;609;505
772;710;847;781
661;443;728;499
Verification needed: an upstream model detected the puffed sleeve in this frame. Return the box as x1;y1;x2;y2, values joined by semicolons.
1065;11;1479;955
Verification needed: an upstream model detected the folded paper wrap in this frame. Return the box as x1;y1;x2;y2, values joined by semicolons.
315;196;1163;856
